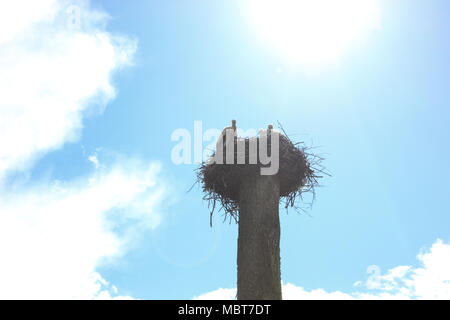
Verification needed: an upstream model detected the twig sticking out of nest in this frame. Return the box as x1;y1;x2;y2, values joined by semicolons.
195;125;328;226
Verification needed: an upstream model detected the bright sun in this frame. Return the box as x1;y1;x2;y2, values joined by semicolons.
246;0;381;67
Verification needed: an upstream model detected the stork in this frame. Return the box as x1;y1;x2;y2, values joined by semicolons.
222;119;237;138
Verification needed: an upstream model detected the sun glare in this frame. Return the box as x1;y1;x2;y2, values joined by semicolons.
246;0;381;67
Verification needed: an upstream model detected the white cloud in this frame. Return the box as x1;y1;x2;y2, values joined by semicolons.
355;239;450;299
0;0;164;299
193;285;354;300
282;284;354;300
88;154;100;169
0;0;136;180
0;159;164;299
412;240;450;299
194;288;237;300
194;239;450;300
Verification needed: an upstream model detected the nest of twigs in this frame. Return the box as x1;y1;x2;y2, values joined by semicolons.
195;125;327;226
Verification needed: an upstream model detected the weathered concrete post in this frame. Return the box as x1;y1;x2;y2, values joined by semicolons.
237;173;282;300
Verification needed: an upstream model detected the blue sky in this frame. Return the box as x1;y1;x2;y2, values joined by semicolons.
0;0;449;299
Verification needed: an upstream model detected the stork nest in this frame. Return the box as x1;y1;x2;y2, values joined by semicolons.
195;126;328;226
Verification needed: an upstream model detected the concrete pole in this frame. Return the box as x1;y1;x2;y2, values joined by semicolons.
237;173;282;300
